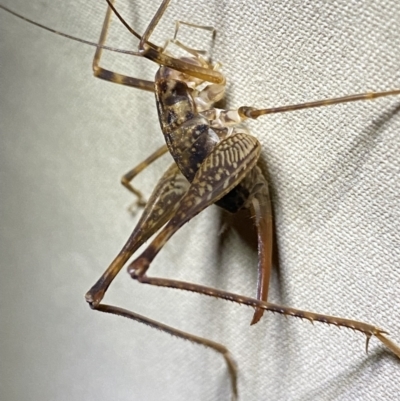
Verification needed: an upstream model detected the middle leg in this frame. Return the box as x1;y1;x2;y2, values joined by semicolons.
121;144;168;208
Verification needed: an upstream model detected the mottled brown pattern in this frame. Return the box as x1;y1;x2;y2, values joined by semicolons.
81;2;400;399
4;0;397;399
155;71;266;216
86;162;189;307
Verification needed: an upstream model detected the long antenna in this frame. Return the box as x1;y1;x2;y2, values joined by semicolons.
0;4;141;56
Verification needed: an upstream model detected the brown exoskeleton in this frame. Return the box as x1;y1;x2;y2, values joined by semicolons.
1;1;400;400
86;1;400;398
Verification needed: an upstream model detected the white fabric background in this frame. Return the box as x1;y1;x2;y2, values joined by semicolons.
1;1;400;400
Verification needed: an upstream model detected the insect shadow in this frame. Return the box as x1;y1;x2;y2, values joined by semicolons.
1;1;399;400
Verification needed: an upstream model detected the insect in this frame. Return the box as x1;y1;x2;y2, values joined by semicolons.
0;0;400;400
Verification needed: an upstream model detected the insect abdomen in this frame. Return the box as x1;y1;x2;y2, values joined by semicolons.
155;68;258;214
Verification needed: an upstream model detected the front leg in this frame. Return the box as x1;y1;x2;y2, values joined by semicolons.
121;144;168;208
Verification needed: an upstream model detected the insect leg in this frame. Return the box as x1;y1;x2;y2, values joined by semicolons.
135;275;400;359
121;144;168;207
86;163;188;307
93;0;155;91
127;132;261;278
162;38;209;59
101;0;225;84
238;89;400;119
94;303;238;401
173;21;216;41
86;162;239;400
97;0;222;88
122;133;400;358
249;173;273;325
123;0;224;84
168;20;217;58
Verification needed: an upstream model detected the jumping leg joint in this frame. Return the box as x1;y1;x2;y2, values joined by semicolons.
85;284;106;309
128;257;150;279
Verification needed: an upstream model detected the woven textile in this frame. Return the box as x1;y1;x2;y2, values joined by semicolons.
1;1;399;400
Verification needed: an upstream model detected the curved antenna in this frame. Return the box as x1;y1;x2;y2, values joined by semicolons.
104;0;161;53
0;4;141;56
